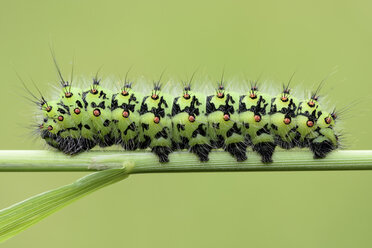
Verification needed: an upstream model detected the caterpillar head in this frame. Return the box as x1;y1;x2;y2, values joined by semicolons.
40;118;62;135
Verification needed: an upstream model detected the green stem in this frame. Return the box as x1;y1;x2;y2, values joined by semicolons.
1;149;371;243
0;150;372;173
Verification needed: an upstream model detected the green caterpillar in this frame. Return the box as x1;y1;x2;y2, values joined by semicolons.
31;71;339;163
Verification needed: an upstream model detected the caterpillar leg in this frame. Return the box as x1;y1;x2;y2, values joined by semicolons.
96;134;115;148
252;142;276;163
121;138;139;151
310;140;335;159
152;146;172;163
310;112;339;159
80;138;97;151
57;137;83;155
190;144;212;162
225;142;247;162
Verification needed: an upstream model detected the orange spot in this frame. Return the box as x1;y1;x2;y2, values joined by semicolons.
39;124;44;129
58;116;64;121
122;111;129;118
91;89;98;94
46;106;52;112
254;115;261;122
217;92;224;98
154;116;160;124
93;109;101;117
250;93;256;99
325;117;331;124
306;120;314;127
281;96;288;102
223;114;230;121
151;94;158;99
74;108;81;115
308;101;315;107
283;117;291;125
122;90;128;96
47;125;53;131
184;93;190;99
188;115;195;122
65;92;72;98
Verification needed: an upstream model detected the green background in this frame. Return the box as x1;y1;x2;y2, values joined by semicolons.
1;0;372;247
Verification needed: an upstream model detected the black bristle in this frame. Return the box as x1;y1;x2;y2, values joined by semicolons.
152;146;172;163
253;142;276;163
225;142;248;162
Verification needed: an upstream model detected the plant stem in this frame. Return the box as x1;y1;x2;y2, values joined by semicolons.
0;150;372;173
0;150;371;243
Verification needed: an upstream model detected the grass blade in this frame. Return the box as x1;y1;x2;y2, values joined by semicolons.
0;162;133;243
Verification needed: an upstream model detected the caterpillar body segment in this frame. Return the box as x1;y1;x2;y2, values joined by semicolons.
139;83;173;162
206;84;247;161
40;100;64;145
295;96;321;147
41;100;83;154
60;84;97;152
309;111;339;159
269;87;299;149
111;83;143;150
239;86;276;163
83;79;114;148
171;85;211;162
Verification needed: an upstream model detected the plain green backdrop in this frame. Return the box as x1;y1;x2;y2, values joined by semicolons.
1;0;372;247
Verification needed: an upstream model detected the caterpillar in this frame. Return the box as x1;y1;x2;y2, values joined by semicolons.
29;67;340;163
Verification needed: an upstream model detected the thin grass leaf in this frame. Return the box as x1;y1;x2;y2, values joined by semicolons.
0;162;133;243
